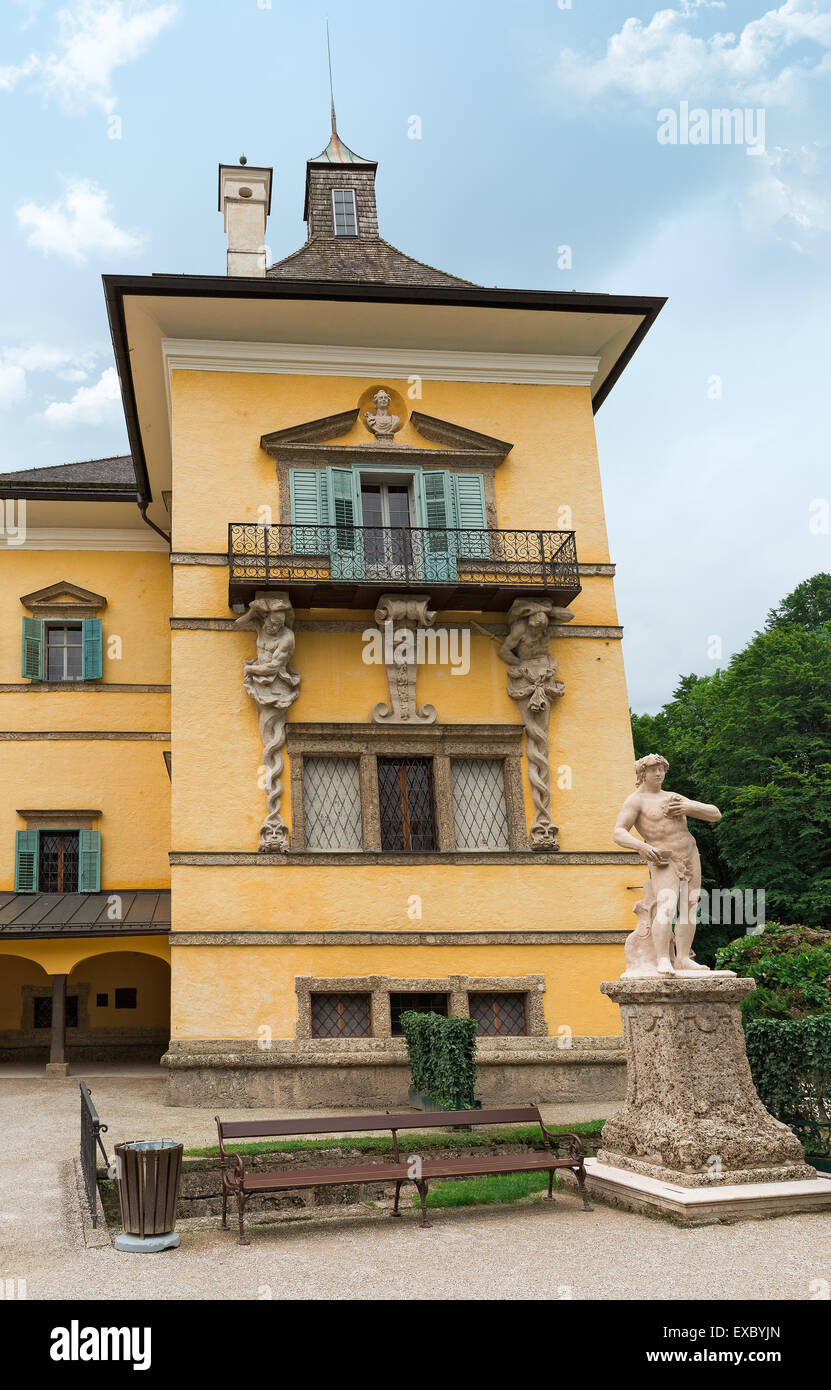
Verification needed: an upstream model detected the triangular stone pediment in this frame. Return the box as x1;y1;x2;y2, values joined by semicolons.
21;581;107;612
260;407;512;462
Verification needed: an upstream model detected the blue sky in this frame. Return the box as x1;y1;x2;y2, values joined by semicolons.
1;0;830;710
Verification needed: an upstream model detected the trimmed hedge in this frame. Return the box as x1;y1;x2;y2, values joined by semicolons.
400;1011;478;1110
746;1014;831;1157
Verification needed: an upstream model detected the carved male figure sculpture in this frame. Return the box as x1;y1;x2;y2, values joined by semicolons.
364;388;401;441
497;598;572;849
613;753;722;975
234;593;300;852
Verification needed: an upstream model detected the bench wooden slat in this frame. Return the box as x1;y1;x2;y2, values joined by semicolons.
241;1161;409;1190
216;1106;540;1140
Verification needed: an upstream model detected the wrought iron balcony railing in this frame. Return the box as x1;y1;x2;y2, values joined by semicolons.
228;523;581;612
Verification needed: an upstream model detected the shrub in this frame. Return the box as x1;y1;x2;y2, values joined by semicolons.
715;922;831;1022
400;1011;478;1110
745;1015;831;1157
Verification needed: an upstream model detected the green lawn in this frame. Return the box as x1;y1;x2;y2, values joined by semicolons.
415;1170;554;1208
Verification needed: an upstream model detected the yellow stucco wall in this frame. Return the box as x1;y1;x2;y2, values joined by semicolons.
165;366;637;1045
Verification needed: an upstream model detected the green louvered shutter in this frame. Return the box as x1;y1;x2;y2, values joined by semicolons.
289;468;327;554
78;830;101;893
21;617;44;680
417;470;457;582
82;618;103;679
452;472;489;557
14;830;39;892
325;466;364;579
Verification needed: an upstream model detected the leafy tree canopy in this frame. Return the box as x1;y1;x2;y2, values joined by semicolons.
631;573;831;925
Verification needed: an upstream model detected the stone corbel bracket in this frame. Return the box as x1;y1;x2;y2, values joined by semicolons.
371;595;437;725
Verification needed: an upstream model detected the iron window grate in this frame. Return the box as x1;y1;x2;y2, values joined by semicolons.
377;757;437;852
468;993;527;1036
311;993;372;1038
450;758;509;849
389;992;449;1035
303;757;363;850
39;831;80;892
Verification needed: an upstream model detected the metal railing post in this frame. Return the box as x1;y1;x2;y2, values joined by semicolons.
538;532;547;590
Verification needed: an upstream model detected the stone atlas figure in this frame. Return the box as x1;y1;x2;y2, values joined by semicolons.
613;752;724;976
234;593;300;852
497;598;573;849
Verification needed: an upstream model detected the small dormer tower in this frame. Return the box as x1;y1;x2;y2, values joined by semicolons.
303;123;378;242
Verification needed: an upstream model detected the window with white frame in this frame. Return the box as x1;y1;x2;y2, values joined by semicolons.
332;187;358;236
450;758;509;850
302;757;362;850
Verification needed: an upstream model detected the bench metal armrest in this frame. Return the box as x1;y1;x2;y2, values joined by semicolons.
220;1150;246;1187
540;1125;588;1163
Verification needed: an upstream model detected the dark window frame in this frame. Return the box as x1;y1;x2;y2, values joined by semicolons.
114;988;137;1010
389;992;449;1035
377;756;437;853
45;622;84;682
38;829;80;893
310;992;372;1038
468;992;528;1037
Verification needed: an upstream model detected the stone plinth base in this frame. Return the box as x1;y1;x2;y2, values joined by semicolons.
45;1061;70;1078
560;1159;831;1226
598;976;811;1186
162;1038;626;1108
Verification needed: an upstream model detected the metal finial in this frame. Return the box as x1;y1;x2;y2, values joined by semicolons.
326;19;337;135
239;154;247;165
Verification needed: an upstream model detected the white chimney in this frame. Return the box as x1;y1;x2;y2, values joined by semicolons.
218;159;273;277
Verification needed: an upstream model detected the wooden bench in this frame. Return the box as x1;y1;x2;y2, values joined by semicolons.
215;1104;593;1243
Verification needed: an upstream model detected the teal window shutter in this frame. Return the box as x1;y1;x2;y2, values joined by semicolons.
325;466;364;578
289;468;326;553
452;473;489;556
14;830;39;892
82;618;103;680
21;617;44;680
78;830;101;893
417;470;458;582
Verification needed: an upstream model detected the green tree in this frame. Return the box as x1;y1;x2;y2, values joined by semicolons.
630;574;831;928
715;924;831;1022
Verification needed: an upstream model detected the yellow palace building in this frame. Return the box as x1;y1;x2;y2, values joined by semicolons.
0;124;664;1105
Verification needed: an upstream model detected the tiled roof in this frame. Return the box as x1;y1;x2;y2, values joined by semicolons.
0;891;170;936
0;455;135;490
267;236;474;287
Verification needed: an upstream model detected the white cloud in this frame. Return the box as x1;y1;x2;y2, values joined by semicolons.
43;366;121;426
0;1;178;113
743;145;831;248
17;179;142;264
554;0;831;107
0;365;27;411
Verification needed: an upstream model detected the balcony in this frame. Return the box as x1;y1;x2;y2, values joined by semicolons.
228;523;581;612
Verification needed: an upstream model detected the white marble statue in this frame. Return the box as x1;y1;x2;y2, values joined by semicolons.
613;753;724;977
234;593;300;852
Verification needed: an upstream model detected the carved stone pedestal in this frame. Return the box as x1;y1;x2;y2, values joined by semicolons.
598;977;811;1186
563;976;831;1224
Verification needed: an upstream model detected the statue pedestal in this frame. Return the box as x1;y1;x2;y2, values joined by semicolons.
570;977;831;1224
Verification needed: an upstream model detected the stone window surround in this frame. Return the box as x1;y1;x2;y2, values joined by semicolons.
20;582;107;623
286;723;526;853
296;973;548;1041
16;809;101;831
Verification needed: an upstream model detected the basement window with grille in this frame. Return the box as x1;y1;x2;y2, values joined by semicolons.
389;992;449;1035
450;758;509;850
468;993;527;1036
302;757;363;850
311;993;372;1038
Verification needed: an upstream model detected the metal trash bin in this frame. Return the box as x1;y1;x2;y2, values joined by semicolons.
114;1139;183;1252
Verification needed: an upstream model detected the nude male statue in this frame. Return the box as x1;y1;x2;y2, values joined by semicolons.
613;753;722;976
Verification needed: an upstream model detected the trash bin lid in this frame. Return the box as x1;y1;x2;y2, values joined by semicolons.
121;1139;180;1151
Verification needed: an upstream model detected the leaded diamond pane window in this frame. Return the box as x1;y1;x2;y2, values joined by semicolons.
377;757;436;852
39;831;79;892
303;757;362;850
469;993;527;1036
451;759;509;850
311;993;371;1038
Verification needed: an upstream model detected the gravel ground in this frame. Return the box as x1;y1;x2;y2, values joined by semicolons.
2;1070;830;1301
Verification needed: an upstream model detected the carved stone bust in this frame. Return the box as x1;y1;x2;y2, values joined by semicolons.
364;389;401;442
